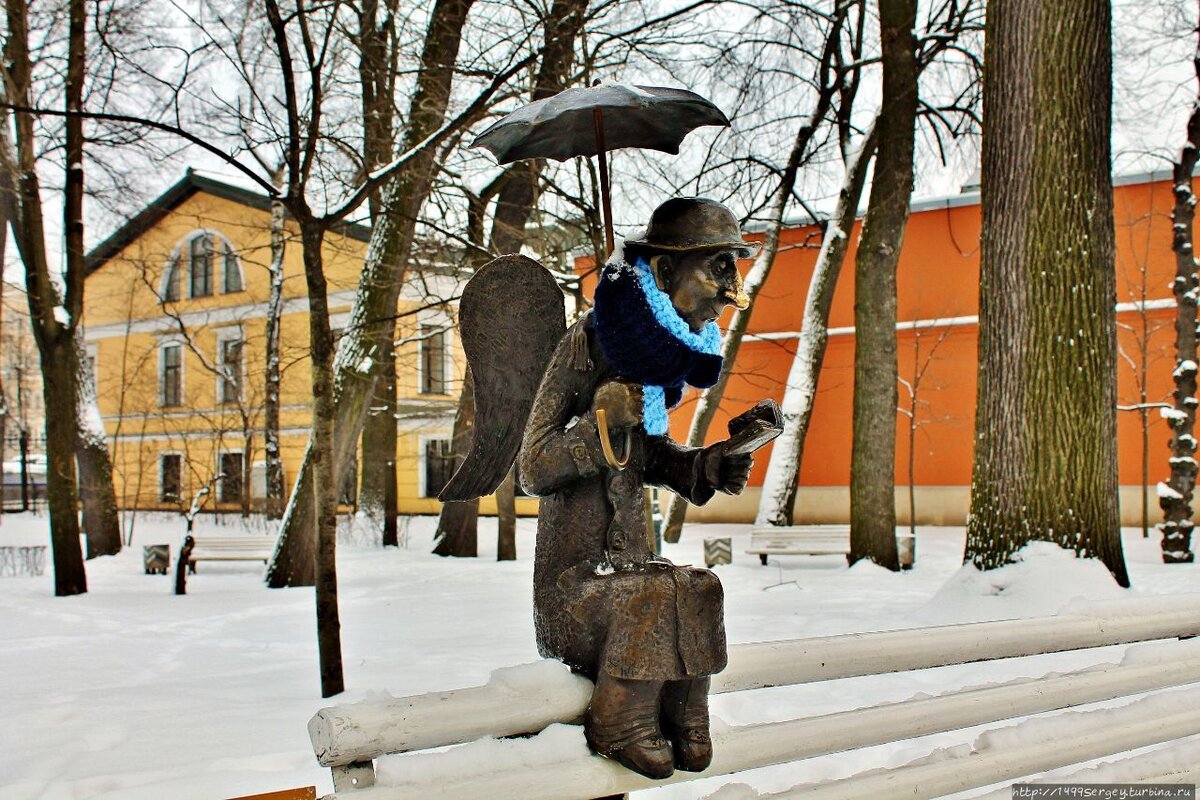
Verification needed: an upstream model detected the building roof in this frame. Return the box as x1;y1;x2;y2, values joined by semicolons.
85;169;373;274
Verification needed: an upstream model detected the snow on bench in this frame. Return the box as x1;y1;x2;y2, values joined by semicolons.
746;524;851;565
185;536;274;572
307;593;1200;799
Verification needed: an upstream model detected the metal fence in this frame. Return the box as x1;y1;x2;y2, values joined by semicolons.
2;431;47;512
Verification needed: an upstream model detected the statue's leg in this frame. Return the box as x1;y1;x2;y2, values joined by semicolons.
660;676;712;772
585;670;674;779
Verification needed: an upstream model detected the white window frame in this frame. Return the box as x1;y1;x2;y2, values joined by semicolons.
85;343;99;388
160;253;182;302
159;451;184;504
220;238;245;294
215;326;245;405
158;337;185;408
162;229;244;302
417;433;454;499
415;316;453;396
217;449;245;503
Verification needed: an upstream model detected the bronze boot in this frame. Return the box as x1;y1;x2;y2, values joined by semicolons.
585;672;674;779
660;677;713;772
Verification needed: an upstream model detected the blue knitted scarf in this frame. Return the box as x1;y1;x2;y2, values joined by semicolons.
592;254;723;436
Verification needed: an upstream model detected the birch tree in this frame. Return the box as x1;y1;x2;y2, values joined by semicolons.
660;0;863;543
755;0;980;531
1159;5;1200;564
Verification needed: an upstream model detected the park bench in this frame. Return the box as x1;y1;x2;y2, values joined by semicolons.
306;592;1200;799
746;524;851;565
0;545;46;576
185;536;274;572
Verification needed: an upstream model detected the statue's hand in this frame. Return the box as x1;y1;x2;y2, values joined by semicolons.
592;380;643;430
702;442;753;495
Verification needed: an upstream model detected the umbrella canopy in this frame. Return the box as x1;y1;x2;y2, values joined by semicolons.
472;83;729;164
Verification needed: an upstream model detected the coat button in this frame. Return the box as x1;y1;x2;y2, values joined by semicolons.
610;529;627;550
571;443;587;460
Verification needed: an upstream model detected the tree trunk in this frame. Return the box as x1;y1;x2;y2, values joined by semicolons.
755;122;879;528
266;0;474;587
354;0;400;547
358;332;397;544
1159;14;1200;564
42;344;87;594
434;366;479;557
300;224;345;698
847;0;916;571
432;0;588;558
4;0;88;593
661;7;853;544
73;332;121;557
263;181;287;520
496;467;517;561
965;0;1129;586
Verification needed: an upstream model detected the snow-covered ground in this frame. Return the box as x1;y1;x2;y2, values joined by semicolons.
1;512;1197;800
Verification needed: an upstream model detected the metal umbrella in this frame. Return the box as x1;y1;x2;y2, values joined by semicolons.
471;82;729;254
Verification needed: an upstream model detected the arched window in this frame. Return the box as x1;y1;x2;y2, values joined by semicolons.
161;230;243;301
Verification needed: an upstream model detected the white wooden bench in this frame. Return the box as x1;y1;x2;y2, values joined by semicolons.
185;536;274;572
747;524;851;565
0;545;46;576
307;593;1200;799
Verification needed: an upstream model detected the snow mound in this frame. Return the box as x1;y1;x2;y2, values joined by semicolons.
917;540;1126;624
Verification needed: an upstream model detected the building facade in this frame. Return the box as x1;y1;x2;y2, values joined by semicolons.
644;170;1181;526
83;171;531;517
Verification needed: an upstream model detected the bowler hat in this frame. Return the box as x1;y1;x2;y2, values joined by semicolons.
625;197;760;258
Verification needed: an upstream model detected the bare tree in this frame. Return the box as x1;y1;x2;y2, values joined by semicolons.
1159;6;1200;564
263;167;287;519
965;0;1129;586
433;0;590;561
847;0;919;571
755;0;979;532
2;0;91;593
660;0;863;544
896;321;952;536
264;0;536;588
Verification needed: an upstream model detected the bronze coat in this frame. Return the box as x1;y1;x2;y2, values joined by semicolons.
518;314;728;682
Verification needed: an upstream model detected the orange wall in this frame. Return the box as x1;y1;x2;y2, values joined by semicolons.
584;174;1182;489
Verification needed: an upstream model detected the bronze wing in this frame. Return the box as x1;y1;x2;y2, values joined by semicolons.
438;254;566;502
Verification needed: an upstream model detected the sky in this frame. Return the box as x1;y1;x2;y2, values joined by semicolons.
2;0;1197;290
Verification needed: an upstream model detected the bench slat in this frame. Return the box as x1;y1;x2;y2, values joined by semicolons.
309;594;1200;769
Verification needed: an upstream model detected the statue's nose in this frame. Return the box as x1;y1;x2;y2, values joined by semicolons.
722;273;750;310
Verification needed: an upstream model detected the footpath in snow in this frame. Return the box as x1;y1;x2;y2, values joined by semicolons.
0;512;1197;799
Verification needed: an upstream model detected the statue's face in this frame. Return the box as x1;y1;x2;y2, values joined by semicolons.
651;248;750;332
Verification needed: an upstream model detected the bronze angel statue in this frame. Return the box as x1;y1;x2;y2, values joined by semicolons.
440;197;779;780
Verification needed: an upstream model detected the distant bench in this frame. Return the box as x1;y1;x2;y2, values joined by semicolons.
185;536;274;573
746;524;851;565
0;545;46;576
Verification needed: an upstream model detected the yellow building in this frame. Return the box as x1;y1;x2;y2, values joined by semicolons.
83;170;527;517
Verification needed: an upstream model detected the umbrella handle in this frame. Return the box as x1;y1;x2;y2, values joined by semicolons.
593;108;615;256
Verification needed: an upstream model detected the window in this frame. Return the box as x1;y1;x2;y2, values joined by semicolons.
419;326;447;395
222;241;242;293
86;345;98;387
189;234;213;298
219;337;243;404
339;451;358;506
219;452;243;503
423;439;455;498
160;454;182;503
161;344;182;407
163;254;181;302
